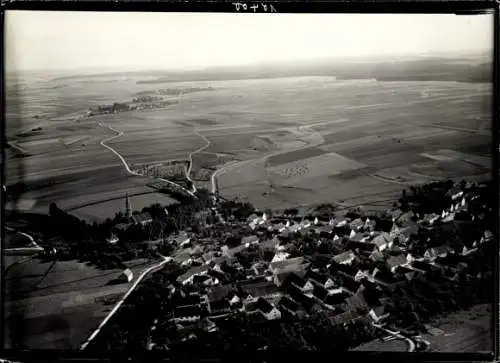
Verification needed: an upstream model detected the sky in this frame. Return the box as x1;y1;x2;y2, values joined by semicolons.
5;11;494;72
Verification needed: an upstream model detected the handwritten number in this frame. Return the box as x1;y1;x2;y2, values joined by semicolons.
233;2;277;12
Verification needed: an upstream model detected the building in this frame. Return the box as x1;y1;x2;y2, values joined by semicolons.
269;256;305;272
119;268;134;283
332;250;356;265
424;245;453;261
125;193;132;217
386;254;408;273
239;280;282;305
306;270;336;289
176;265;210;285
250;298;282;320
371;232;393;252
130;212;153;226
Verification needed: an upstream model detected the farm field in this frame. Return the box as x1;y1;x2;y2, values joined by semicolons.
422;304;492;353
351;337;408;352
6;75;492;217
4;257;161;349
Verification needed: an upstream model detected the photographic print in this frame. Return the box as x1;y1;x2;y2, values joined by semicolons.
3;10;494;354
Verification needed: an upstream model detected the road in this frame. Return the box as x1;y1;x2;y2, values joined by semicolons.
373;323;416;352
79;253;170;350
97;122;196;198
186;130;212;194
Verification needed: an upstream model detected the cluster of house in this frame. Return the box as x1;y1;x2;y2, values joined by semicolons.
145;182;493;346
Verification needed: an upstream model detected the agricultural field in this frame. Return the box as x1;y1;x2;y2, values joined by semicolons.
422;304;492;353
4;257;161;349
6;74;492;216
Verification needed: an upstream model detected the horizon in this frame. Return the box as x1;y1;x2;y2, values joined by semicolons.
5;12;493;74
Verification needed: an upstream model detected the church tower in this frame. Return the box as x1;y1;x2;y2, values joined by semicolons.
125;193;132;217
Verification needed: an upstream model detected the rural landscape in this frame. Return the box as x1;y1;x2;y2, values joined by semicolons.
3;11;494;356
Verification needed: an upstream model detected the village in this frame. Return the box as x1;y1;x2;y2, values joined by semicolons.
88;178;494;352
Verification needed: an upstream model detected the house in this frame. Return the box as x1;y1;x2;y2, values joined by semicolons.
336;219;349;228
299;219;312;229
391;209;403;222
221;243;247;258
282;273;313;293
347;240;376;253
354;269;369;282
340;276;362;294
386;254;408;273
422;213;440;225
332;250;356;265
172;304;203;323
328;309;361;326
312;225;333;236
350;232;373;243
363;217;376;231
272;264;310;287
198;318;218;333
242;235;259;247
260;238;280;251
208;299;232;316
368;306;390;323
112;223;129;233
411;260;438;274
344;291;369;313
395;211;416;227
369;249;385;262
207;284;237;304
350;218;364;231
372;269;406;289
271;251;290;263
250;262;268;277
277;296;300;317
176;265;210;285
130;212;153;226
270;256;305;272
394;224;419;245
424;245;453;261
447;187;464;201
253;298;282;320
329;261;359;280
323;290;351;308
247;213;259;225
306;270;336;289
372;232;393;252
239;280;282;305
119;268;134;283
287;284;316;311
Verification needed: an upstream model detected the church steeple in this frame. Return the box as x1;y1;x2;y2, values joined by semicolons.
125;193;132;217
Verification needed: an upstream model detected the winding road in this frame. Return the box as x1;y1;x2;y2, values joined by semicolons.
185;130;212;194
97;122;196;198
373;323;416;352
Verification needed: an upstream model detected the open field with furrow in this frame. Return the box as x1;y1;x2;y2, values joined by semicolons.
4;257;161;349
268;152;367;186
423;305;492;353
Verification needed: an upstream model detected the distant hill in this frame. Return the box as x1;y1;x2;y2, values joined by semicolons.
43;54;492;84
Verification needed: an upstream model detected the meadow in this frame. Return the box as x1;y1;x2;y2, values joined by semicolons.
6;74;492;219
